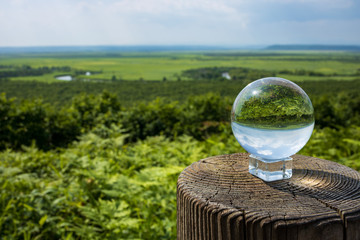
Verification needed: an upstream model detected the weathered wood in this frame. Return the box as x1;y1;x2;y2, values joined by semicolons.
177;153;360;240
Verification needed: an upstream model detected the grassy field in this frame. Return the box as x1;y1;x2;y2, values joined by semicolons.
0;51;359;82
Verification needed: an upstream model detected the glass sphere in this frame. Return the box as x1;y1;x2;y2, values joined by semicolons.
231;77;314;160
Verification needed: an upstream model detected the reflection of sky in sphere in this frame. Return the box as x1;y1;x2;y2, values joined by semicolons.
231;122;314;160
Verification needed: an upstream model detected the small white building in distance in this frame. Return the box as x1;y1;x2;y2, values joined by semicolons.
222;72;231;80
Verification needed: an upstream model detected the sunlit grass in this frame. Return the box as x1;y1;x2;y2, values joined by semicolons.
1;51;359;82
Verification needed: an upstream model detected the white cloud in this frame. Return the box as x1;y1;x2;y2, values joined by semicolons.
0;0;358;46
257;150;273;156
111;0;238;15
251;18;360;45
262;0;353;8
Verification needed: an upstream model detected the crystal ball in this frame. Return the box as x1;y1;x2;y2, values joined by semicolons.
231;77;314;160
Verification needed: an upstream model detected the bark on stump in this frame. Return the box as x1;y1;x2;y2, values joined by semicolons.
177;153;360;240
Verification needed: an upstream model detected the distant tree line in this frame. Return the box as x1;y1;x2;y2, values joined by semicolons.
278;69;360;76
0;79;359;108
181;67;273;81
181;67;360;81
0;65;71;78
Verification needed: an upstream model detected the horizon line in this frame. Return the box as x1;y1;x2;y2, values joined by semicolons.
0;44;359;54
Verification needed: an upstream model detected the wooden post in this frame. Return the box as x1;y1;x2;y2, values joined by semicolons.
177;153;360;240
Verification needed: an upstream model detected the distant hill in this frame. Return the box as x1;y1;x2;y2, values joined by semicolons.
0;45;241;54
265;45;360;51
1;45;359;54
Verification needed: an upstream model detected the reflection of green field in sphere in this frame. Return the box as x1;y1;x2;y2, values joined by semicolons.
232;78;314;130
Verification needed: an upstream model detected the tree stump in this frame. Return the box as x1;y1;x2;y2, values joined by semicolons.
177;153;360;240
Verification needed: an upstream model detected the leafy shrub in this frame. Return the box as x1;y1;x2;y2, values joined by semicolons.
0;126;229;239
312;91;360;128
121;98;181;142
0;90;359;151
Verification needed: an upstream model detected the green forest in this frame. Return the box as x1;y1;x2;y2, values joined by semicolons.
0;51;360;239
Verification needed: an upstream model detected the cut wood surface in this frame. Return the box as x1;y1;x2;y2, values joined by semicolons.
177;153;360;240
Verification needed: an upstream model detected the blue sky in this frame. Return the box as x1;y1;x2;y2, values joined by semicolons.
0;0;359;47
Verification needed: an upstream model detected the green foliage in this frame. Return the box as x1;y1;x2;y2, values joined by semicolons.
233;84;314;129
179;93;231;139
120;93;231;142
70;91;122;131
0;124;240;239
121;98;181;142
0;87;359;151
0;120;359;239
0;95;52;150
0;93;13;149
0;91;124;151
313;91;360;128
0;65;71;78
181;67;275;82
1;79;359;108
0;50;359;238
300;126;360;170
0;92;233;150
